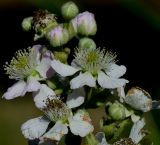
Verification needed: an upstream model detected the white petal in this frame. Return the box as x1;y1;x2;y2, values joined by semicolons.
69;110;94;137
70;72;96;89
106;63;126;78
2;80;26;100
51;60;79;77
129;118;146;144
25;76;41;93
21;116;50;140
98;71;129;89
117;87;126;102
36;57;54;79
66;87;85;108
40;121;68;141
33;84;56;109
95;132;109;145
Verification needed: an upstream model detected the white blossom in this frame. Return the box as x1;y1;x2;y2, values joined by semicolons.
2;45;54;100
51;47;128;89
21;85;92;142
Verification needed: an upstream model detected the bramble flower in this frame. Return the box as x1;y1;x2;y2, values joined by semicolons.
46;25;70;47
71;11;97;36
2;45;54;100
51;47;128;89
21;89;93;143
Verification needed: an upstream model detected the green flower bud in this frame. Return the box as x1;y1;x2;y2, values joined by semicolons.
78;37;96;49
46;25;69;47
54;51;68;63
21;17;33;31
108;102;126;120
61;1;79;20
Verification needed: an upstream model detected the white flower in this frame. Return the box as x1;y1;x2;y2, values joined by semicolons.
51;47;128;89
21;97;93;142
2;45;54;100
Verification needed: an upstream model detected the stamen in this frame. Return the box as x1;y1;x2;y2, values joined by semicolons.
4;48;39;80
113;138;136;145
43;98;71;122
74;47;116;75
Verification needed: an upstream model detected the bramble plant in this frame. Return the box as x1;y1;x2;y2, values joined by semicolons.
2;1;160;145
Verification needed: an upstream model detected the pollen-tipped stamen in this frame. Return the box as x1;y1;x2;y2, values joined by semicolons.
74;47;117;75
4;48;39;80
43;98;71;123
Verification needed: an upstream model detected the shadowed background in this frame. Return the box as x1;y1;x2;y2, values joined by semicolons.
0;0;160;144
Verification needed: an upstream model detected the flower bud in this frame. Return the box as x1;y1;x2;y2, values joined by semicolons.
46;25;69;47
22;17;33;31
125;87;152;112
71;11;97;36
108;102;126;120
78;37;96;49
61;1;79;20
62;23;76;39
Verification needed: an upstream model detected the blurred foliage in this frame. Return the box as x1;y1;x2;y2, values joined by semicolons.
0;93;41;145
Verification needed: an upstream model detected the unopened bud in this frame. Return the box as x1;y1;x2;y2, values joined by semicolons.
61;1;79;20
108;102;126;120
46;25;69;47
71;11;97;36
78;37;96;49
62;23;76;39
125;87;152;112
22;17;33;31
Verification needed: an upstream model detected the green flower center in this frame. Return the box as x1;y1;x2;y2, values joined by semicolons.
74;47;116;75
86;51;99;64
4;48;39;80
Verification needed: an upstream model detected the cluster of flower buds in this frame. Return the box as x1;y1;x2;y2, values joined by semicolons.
3;1;160;145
